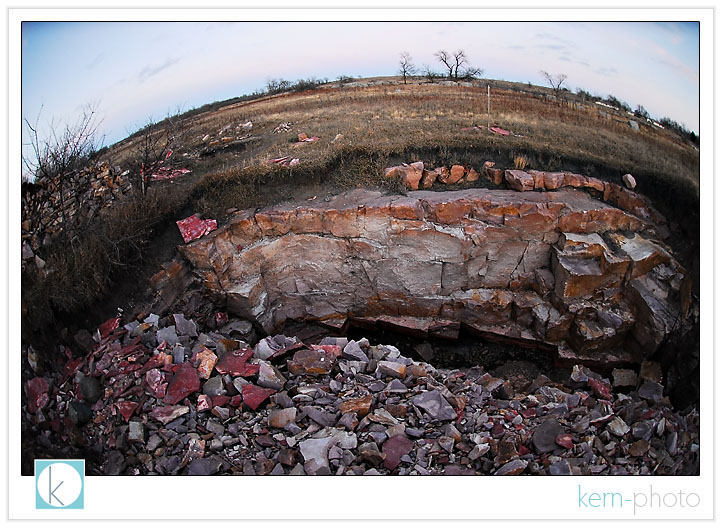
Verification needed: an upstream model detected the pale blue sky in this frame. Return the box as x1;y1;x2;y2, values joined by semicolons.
21;21;700;147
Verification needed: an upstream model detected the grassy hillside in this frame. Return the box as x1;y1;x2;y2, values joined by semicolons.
22;76;700;339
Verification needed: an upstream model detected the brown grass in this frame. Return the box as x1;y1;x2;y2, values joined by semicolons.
25;79;699;334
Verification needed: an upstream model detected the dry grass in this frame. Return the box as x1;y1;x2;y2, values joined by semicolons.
26;79;699;333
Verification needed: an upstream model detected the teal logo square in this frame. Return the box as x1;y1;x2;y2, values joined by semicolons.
35;459;85;509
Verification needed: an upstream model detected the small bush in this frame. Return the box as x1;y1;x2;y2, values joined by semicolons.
514;155;529;170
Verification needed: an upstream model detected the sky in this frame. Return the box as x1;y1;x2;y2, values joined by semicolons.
21;21;700;148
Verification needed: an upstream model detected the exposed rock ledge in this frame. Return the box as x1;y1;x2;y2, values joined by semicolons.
175;188;692;368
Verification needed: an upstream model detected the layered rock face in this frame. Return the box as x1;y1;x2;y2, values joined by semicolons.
179;187;689;367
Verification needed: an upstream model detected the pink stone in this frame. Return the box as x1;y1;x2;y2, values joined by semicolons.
382;434;414;470
241;384;276;411
116;401;139;422
163;362;201;404
215;348;257;377
145;368;167;399
215;312;229;327
150;405;189;425
310;344;342;358
556;434;574;450
176;214;217;244
588;378;612;401
26;377;50;414
194;346;218;380
196;394;212;412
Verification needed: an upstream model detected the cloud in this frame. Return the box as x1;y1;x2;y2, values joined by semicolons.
595;67;618;77
87;52;104;70
136;57;180;83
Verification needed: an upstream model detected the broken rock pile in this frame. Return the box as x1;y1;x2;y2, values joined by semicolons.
21;161;132;266
23;312;699;476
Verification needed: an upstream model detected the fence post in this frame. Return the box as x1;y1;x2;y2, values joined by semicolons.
487;85;490;130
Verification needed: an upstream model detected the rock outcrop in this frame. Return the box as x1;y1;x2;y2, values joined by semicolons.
178;187;690;367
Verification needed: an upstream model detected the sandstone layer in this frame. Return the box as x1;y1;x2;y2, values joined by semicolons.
178;188;689;366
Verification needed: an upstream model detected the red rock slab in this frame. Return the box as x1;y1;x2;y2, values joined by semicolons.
163;362;201;405
527;170;546;190
588;378;613;401
564;172;588;187
215;348;257;377
241;384;276;411
383;434;414;470
466;167;480;182
429;320;461;340
211;395;232;408
176;214;217;244
421;169;437;189
505;170;535;191
150;405;189;425
447;165;465;184
339;393;373;417
400;166;423;190
310;344;342;359
116;401;139;422
287;348;336;376
376;315;430;338
556;434;574;450
98;317;121;339
543;171;566;190
26;377;50;414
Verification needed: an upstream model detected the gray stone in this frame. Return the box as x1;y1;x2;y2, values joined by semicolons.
411;390;457;421
299;437;337;473
257;360;287;391
156;325;180;345
173;314;198;337
468;443;490;460
271;391;295;408
203;376;226;396
78;374;102;404
302;406;338;427
378;361;407;379
357;441;385;466
532;418;565;453
549;460;572;476
494;459;528;476
342;340;369;362
268;408;297;429
68;401;92;425
385;379;408;393
146;434;163;451
638;380;664;402
289;463;306;475
632;421;654;441
622;173;637;189
612;368;638;388
608;416;631;437
128;420;145;442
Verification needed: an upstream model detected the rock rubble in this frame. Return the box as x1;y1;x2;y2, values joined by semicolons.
23;312;699;476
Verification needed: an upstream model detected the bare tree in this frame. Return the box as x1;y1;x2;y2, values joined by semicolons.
461;66;484;80
398;52;416;84
130;108;186;195
540;71;568;94
436;50;482;81
22;103;103;238
435;50;455;79
422;64;440;83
